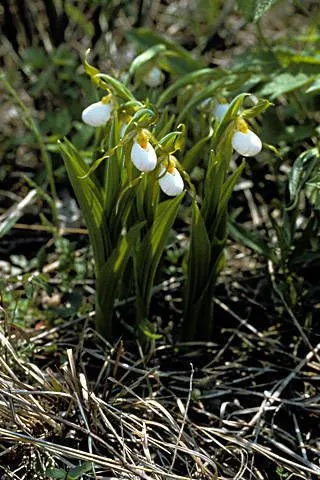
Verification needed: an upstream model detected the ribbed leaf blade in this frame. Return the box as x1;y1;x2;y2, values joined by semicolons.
183;201;212;340
96;222;145;335
138;192;185;308
59;139;111;268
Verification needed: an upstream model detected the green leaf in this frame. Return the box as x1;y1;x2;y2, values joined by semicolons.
103;113;123;229
59;139;111;269
64;4;94;36
157;68;227;107
241;98;273;120
236;0;277;22
253;0;278;21
53;45;77;67
236;0;256;21
306;78;320;94
183;201;211;340
45;468;67;479
276;49;320;70
137;193;185;310
114;177;142;231
228;218;273;259
67;462;92;479
126;28;203;74
22;47;49;70
129;44;167;76
139;318;163;340
96;222;145;336
158;126;185;155
125;108;158;133
42;108;72;137
175;72;252;124
288;148;319;208
217;161;246;219
306;173;320;210
25;273;53;296
93;73;135;101
182;127;213;172
176;81;228;124
212;160;246;241
153;109;175;139
259;73;313;100
202;128;234;228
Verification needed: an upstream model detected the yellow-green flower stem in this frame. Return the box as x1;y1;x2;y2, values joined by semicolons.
101;94;112;104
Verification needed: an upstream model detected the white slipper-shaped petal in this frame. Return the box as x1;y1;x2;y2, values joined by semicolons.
82;101;112;127
159;167;184;196
232;129;262;157
131;141;157;172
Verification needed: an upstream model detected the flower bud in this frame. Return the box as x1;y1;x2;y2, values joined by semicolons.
213;102;230;122
232;119;262;157
143;66;164;88
158;162;184;197
82;98;112;127
131;130;157;172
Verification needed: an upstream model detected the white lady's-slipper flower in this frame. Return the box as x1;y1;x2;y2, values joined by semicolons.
81;96;112;127
158;157;184;197
143;67;164;88
131;129;157;172
232;118;262;157
213;102;230;122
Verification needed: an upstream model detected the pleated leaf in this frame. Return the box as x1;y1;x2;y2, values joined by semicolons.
96;222;145;336
183;201;211;340
59;139;111;269
137;192;185;309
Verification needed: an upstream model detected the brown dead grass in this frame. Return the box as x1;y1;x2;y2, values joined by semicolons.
0;299;319;479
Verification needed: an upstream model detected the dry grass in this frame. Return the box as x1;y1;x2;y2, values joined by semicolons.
0;299;319;480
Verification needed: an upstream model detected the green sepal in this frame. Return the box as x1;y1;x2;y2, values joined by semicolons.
241;98;273;119
83;49;100;83
158;124;186;154
93;73;135;101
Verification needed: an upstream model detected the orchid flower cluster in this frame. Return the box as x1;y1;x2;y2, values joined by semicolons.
81;96;184;197
59;48;272;342
81;95;264;205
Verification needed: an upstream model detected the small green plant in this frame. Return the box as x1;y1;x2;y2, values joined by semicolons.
59;49;271;341
276;465;290;479
46;462;92;479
